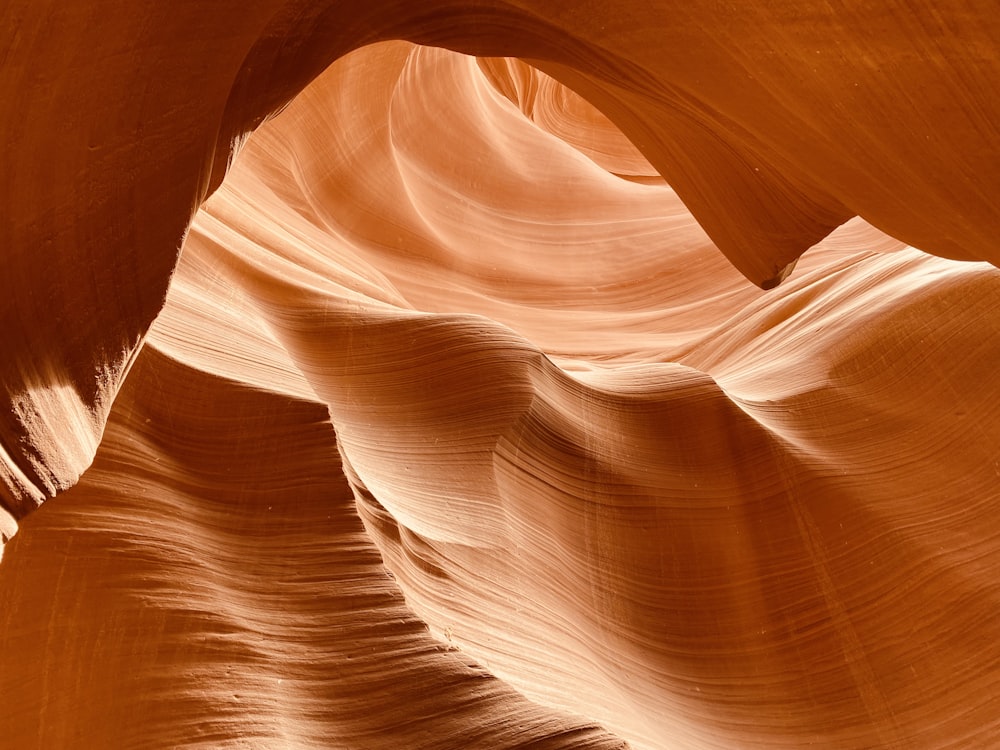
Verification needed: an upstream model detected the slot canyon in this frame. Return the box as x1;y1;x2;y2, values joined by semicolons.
2;3;1000;748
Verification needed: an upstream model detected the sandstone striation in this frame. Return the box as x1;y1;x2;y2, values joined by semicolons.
2;4;1000;748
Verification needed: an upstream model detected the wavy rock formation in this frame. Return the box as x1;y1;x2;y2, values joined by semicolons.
3;4;1000;749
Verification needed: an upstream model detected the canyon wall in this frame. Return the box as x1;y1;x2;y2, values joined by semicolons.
2;4;1000;748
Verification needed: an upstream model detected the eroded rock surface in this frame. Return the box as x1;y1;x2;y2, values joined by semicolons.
2;5;1000;748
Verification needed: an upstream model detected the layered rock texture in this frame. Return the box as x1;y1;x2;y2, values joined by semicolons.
2;3;1000;748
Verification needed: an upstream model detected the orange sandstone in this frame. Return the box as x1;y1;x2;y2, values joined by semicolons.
2;5;1000;748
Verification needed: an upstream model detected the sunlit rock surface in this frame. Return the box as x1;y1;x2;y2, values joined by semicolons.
2;4;1000;748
